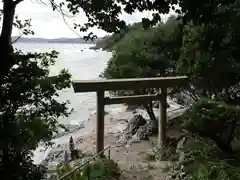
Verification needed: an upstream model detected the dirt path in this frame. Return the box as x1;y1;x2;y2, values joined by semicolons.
75;133;172;180
72;111;181;180
103;136;173;180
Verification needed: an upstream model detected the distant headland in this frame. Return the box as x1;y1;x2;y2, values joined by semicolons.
12;37;102;44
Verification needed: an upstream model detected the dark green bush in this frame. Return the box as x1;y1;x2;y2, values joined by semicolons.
183;136;240;180
181;98;240;180
182;98;240;154
188;161;229;180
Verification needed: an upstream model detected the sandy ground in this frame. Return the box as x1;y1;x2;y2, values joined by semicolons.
39;100;183;179
71;110;176;180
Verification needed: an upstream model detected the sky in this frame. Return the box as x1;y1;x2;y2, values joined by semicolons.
8;0;175;38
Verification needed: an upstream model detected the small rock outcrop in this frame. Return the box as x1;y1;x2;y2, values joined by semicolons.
136;124;149;140
165;165;188;180
117;114;160;147
124;114;146;136
117;114;148;146
136;120;156;140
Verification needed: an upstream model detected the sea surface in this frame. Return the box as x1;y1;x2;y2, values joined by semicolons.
14;43;126;163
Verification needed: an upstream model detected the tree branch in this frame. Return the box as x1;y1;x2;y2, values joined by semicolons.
13;0;24;6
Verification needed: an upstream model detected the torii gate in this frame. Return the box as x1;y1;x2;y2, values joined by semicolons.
72;76;188;154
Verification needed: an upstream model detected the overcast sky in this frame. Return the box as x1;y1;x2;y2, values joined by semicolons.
9;0;174;38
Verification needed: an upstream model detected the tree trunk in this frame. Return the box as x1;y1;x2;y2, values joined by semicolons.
145;101;158;129
0;1;17;179
0;0;16;85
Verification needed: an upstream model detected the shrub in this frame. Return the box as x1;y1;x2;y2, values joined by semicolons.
56;158;120;180
182;98;240;154
183;136;220;161
180;136;240;180
182;99;240;179
151;137;179;161
187;160;240;180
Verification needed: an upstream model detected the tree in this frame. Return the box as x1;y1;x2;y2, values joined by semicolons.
0;1;72;179
94;22;144;51
0;49;72;179
102;18;181;129
175;1;240;105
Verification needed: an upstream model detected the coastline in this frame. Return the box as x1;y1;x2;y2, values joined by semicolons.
33;104;130;165
35;98;184;171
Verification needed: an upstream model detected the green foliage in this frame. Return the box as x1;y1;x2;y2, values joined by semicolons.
102;16;181;83
56;158;120;180
183;136;221;162
0;49;72;179
184;136;240;180
12;16;34;43
75;0;240;106
182;98;240;153
143;137;179;162
183;99;238;135
102;17;181;78
94;22;144;50
0;1;74;178
175;1;240;103
1;49;72;147
181;99;240;179
104;30;157;78
189;162;232;180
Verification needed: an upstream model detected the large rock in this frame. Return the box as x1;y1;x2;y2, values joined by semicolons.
116;114;147;146
40;144;67;168
126;134;141;145
136;125;149;140
136;121;156;140
124;114;146;136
